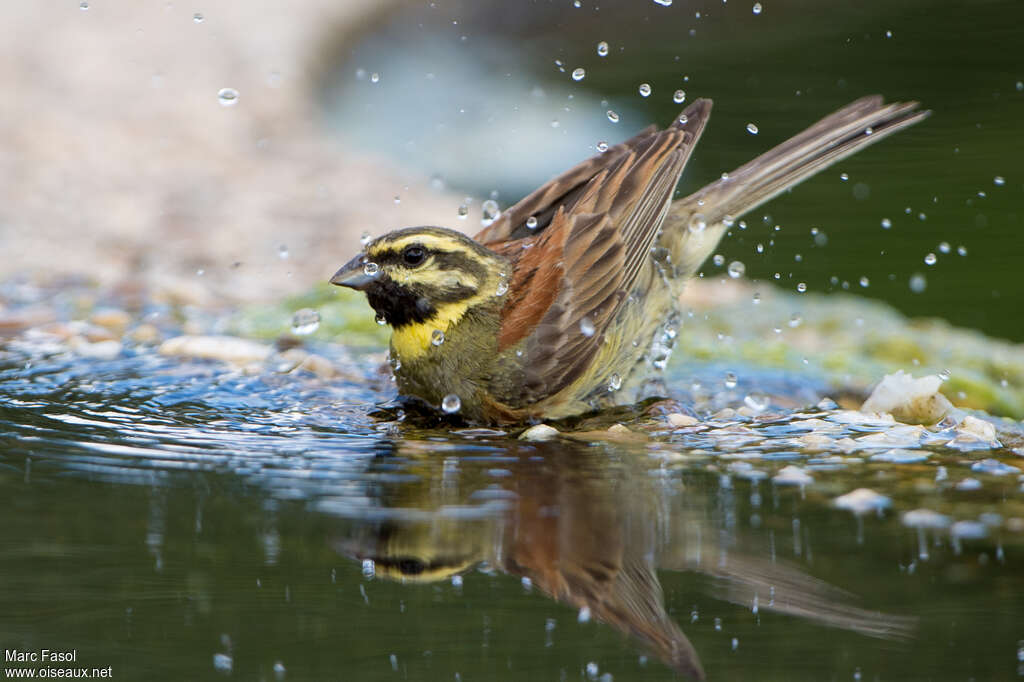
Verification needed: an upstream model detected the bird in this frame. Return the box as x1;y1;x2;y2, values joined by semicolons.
330;96;929;424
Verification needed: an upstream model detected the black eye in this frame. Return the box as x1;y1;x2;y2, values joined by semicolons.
402;245;426;266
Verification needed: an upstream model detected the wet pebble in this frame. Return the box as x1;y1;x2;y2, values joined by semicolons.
957;415;997;441
667;412;699;428
946;431;999;452
89;308;132;335
128;323;161;344
159;335;272;364
519;424;560;441
797;433;834;452
68;337;123;359
860;371;952;424
854;425;927;449
869;448;930;463
273;348;344;378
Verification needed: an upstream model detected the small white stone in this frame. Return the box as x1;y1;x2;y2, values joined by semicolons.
797;433;834;452
158;335;272;364
860;370;952;424
958;415;997;441
519;424;560;441
667;413;699;427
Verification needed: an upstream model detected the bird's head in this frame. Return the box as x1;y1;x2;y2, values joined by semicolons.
330;226;509;330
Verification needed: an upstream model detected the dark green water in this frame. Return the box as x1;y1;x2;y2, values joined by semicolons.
3;347;1023;680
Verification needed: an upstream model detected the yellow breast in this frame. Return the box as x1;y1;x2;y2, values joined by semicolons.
390;301;473;362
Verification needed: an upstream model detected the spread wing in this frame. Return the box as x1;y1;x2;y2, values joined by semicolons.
478;99;713;403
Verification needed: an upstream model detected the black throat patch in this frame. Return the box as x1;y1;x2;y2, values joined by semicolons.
365;278;437;328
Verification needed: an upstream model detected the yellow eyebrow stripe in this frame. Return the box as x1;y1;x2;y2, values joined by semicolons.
369;234;476;258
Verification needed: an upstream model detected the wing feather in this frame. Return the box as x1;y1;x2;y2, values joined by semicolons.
486;100;714;402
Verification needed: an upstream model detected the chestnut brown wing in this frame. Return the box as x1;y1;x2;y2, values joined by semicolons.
485;100;713;403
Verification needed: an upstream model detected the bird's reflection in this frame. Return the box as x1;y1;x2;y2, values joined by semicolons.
332;439;912;679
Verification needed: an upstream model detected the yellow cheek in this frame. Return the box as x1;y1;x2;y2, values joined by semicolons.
390;301;472;362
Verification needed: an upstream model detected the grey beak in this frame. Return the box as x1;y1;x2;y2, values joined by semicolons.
329;253;375;290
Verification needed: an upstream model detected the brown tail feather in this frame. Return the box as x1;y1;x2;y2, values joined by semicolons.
666;96;930;277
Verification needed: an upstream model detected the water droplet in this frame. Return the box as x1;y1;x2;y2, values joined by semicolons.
526;216;539;230
213;653;233;674
788;313;802;327
678;114;688;124
909;273;927;293
713;254;725;266
688;213;707;233
796;282;807;293
727;261;746;278
722;214;735;227
885;29;893;38
362;558;375;577
457;204;468;220
278;245;289;259
608;373;622;391
864;126;873;135
881;218;892;229
596;140;609;153
370;72;380;84
193;12;204;22
859;276;870;287
360;231;372;246
393;195;401;204
746;122;759;135
652;0;672;5
673;89;686;103
375;313;387;326
606;110;620;123
597;41;609;57
363;262;380;276
291;308;321;335
217;88;239;107
495;277;509;296
938;241;950;254
79;1;89;9
752;292;761;305
724;372;738;389
441;394;462;414
638;83;652;98
924;252;937;265
993;176;1005;186
431;329;445;346
572;68;586;82
957;245;968;256
752;2;763;14
579;317;596;337
481;199;500;226
839;172;849;181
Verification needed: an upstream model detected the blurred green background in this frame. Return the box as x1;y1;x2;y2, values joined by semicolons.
322;0;1023;341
